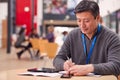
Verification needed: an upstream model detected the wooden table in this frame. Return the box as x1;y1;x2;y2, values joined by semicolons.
0;69;117;80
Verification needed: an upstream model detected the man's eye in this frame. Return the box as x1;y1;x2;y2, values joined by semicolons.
84;20;89;22
77;19;81;22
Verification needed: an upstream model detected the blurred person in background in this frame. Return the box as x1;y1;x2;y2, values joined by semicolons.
53;0;120;77
51;0;67;14
46;25;55;42
29;28;39;38
62;31;68;41
15;25;33;59
28;28;40;59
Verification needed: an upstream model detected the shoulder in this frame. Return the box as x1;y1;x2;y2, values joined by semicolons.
101;26;120;42
65;27;81;41
102;26;119;38
69;27;81;36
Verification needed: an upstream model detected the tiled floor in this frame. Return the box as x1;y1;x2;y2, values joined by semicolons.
0;47;54;72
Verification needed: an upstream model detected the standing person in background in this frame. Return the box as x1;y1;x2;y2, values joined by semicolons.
46;25;55;42
53;0;120;77
15;26;33;59
62;31;68;42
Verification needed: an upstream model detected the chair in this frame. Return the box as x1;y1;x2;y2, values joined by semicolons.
30;38;48;57
29;38;40;57
30;38;40;50
45;43;58;59
40;39;48;43
41;42;58;68
39;39;48;54
30;38;58;59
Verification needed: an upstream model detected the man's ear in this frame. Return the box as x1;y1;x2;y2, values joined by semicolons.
96;14;101;22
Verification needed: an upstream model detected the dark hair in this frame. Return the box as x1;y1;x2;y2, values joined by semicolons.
31;28;35;32
18;27;25;35
74;0;99;19
62;31;68;35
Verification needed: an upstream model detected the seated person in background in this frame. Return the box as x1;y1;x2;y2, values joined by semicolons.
53;0;120;77
15;26;33;59
46;25;55;42
28;28;40;58
29;28;39;38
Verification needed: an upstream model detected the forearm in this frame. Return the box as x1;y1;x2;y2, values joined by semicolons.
93;62;120;76
85;64;94;73
53;57;65;71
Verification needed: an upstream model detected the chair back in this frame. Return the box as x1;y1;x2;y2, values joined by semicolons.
38;39;48;53
30;38;58;58
30;38;40;49
45;43;58;59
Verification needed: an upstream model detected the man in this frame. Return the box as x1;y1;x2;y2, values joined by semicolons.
53;0;120;76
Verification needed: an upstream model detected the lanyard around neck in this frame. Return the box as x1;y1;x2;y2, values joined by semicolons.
81;24;101;64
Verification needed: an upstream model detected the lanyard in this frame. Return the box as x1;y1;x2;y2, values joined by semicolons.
81;24;101;64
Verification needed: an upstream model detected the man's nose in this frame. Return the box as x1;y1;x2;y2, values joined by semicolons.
80;21;85;28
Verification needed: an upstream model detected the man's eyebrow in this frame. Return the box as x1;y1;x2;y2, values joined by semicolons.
77;18;90;20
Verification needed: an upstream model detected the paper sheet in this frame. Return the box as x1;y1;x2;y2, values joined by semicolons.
19;71;101;77
19;72;61;77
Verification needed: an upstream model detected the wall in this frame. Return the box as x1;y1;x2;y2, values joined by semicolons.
99;0;120;17
16;0;37;35
0;3;7;48
1;19;7;48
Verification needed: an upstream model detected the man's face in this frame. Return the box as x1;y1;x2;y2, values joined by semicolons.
76;11;99;35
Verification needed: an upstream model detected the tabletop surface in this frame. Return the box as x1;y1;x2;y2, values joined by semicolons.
0;69;117;80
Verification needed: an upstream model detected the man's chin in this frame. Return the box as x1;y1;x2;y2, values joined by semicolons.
81;31;87;34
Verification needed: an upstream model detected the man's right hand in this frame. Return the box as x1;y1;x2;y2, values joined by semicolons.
63;60;75;71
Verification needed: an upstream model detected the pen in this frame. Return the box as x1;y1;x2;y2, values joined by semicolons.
66;55;70;60
66;54;72;63
66;54;71;61
66;54;76;67
65;54;74;76
66;54;74;68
